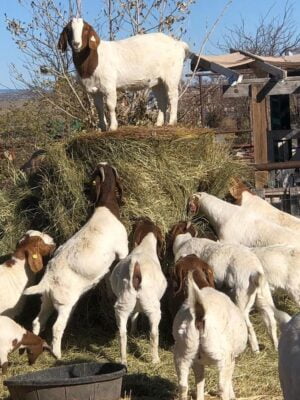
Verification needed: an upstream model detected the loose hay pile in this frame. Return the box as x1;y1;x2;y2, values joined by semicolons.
1;126;250;253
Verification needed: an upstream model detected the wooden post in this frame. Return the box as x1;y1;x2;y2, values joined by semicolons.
251;84;269;188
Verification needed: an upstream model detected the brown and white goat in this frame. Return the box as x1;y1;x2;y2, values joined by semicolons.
0;315;56;374
110;217;167;364
229;177;300;232
0;231;55;318
168;254;215;320
58;18;190;131
25;163;128;359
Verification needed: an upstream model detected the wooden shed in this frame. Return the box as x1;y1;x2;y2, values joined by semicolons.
190;50;300;212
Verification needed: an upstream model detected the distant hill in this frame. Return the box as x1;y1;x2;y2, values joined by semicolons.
0;89;35;111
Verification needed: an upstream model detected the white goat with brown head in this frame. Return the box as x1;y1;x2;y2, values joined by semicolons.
0;230;55;318
58;18;190;131
24;163;128;359
110;217;167;365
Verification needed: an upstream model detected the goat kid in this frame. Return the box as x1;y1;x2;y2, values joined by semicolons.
58;18;190;131
0;316;56;374
169;221;288;352
110;218;167;364
173;272;247;400
188;192;300;247
24;163;128;359
0;231;55;318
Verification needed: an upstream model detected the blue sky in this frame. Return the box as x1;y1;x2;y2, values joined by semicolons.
0;0;300;88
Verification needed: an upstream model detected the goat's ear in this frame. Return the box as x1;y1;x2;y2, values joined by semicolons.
156;227;164;259
88;29;100;50
58;26;68;52
26;246;43;273
205;268;215;288
94;175;102;204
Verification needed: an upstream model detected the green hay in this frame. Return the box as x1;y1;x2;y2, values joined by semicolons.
0;126;251;253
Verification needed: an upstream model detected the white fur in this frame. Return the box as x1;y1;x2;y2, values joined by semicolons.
253;245;300;307
279;313;300;400
239;191;300;232
110;232;167;364
0;316;26;369
173;233;286;352
69;20;190;131
173;277;247;400
0;230;54;318
71;18;84;51
24;207;128;359
193;192;300;247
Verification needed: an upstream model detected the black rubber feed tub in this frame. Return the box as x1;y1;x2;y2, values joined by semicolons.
4;362;126;400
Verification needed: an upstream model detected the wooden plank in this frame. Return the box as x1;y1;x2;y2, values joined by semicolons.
223;79;300;98
254;160;300;170
191;55;240;83
251;84;269;188
269;129;300;140
231;48;287;79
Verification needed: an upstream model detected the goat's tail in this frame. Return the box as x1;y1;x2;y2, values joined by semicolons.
129;258;142;291
187;272;206;331
24;280;47;296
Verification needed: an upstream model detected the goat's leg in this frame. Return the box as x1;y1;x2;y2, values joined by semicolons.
218;359;235;400
174;352;191;400
255;283;278;349
91;92;107;131
236;290;260;353
130;312;139;335
115;310;130;365
152;84;168;126
106;90;118;131
32;294;54;335
166;85;178;125
144;305;161;363
192;361;205;400
0;353;8;374
52;303;75;359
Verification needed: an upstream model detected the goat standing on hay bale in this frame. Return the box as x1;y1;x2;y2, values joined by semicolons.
0;230;55;319
110;217;167;364
58;18;190;131
24;163;128;359
173;270;248;400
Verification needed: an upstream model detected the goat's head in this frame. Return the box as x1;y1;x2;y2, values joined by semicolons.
91;163;123;207
167;221;197;251
132;217;164;258
172;254;214;297
17;332;57;365
58;18;100;53
167;255;214;318
6;230;56;272
187;193;204;216
228;177;252;205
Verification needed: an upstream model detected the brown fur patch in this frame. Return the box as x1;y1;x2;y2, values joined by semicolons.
58;21;100;79
229;178;252;205
132;217;164;258
4;235;55;272
167;221;197;251
91;164;123;218
132;262;142;290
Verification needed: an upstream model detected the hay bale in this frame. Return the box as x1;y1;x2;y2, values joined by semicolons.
0;126;251;254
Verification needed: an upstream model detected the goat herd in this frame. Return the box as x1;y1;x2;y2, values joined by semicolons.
1;163;300;400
